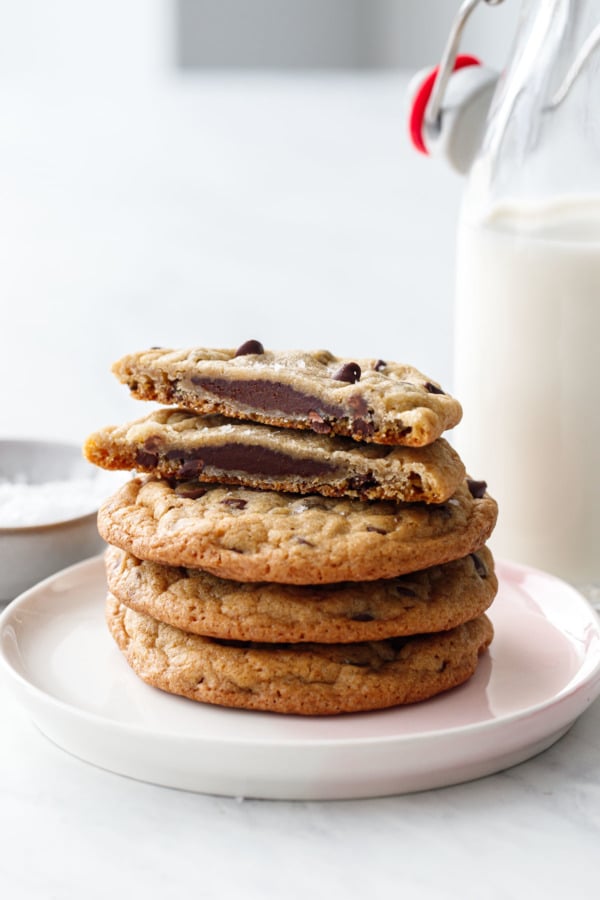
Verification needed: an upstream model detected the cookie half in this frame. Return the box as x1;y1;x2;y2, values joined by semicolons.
97;478;498;584
105;545;497;643
85;409;466;503
106;595;494;715
112;344;462;446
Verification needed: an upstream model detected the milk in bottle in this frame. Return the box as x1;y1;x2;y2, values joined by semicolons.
455;198;600;582
452;0;600;585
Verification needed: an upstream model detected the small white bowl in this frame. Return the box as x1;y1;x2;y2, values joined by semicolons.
0;439;114;602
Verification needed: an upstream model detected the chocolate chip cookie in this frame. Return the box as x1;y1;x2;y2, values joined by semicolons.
112;343;462;446
97;477;497;584
106;594;493;715
105;545;497;643
84;409;466;503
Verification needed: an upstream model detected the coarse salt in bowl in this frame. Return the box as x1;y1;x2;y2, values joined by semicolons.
0;439;119;602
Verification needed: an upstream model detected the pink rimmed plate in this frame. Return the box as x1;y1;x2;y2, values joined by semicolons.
1;556;599;799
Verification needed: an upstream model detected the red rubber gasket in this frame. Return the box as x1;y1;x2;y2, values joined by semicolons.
409;54;481;155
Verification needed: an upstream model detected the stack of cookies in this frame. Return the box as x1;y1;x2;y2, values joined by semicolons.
85;341;498;716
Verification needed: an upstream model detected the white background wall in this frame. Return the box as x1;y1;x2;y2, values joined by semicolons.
0;0;521;83
0;0;520;442
0;0;169;84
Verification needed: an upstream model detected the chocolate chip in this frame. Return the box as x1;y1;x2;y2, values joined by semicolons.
424;381;445;395
467;478;487;499
394;584;417;597
235;339;264;357
350;612;375;622
374;359;386;371
135;449;159;468
221;498;247;509
143;436;162;452
295;537;315;547
388;637;409;652
180;458;205;478
333;362;361;384
308;410;332;434
347;473;377;493
175;483;207;499
348;394;368;415
366;525;387;535
471;553;488;578
352;418;375;438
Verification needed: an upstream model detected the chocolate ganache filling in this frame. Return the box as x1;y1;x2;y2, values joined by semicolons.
189;377;346;418
164;442;339;479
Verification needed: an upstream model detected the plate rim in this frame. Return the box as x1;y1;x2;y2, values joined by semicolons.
1;554;600;750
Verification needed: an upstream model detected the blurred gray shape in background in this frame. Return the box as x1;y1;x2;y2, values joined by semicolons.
175;0;519;71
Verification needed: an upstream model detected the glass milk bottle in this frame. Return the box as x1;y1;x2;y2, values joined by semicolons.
454;0;600;586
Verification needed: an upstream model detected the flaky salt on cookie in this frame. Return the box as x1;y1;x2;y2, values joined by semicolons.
112;341;462;446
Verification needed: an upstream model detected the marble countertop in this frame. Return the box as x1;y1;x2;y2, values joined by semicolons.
1;671;599;899
0;71;599;898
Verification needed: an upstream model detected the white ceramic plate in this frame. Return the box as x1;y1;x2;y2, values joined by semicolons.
1;556;599;800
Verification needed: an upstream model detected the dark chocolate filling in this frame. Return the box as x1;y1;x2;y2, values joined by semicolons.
135;449;159;468
189;376;353;421
165;442;339;479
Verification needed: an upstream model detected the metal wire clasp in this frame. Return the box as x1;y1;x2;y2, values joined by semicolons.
547;21;600;108
427;0;600;123
424;0;505;141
